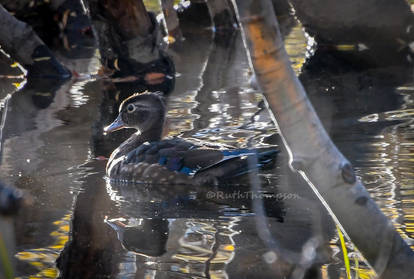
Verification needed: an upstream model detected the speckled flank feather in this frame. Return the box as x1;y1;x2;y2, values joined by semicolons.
108;138;278;185
109;161;192;185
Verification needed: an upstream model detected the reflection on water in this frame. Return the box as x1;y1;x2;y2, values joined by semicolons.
358;84;414;245
0;9;413;279
15;214;70;278
110;217;240;278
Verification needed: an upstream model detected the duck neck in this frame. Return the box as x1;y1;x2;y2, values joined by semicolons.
138;124;163;143
106;119;165;175
116;121;164;158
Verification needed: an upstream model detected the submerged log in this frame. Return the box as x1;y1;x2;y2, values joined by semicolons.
233;0;414;277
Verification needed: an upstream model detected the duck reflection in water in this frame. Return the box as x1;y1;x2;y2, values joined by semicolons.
104;92;278;185
105;217;169;257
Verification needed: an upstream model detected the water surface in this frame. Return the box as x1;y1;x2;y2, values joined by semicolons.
0;16;413;279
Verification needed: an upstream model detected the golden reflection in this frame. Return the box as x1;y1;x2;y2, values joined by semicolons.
341;84;414;277
323;240;376;279
15;213;71;279
284;23;308;75
171;217;240;277
165;91;199;136
321;81;414;279
334;44;356;51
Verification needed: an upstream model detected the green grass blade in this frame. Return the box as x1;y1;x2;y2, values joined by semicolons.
0;232;14;279
337;224;351;279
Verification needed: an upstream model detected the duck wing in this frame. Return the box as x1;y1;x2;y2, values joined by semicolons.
123;139;223;174
192;148;278;184
112;138;278;185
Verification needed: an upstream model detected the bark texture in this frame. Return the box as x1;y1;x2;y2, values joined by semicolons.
233;0;414;277
0;4;71;78
99;0;152;39
160;0;183;41
207;0;237;30
0;4;44;66
88;0;172;78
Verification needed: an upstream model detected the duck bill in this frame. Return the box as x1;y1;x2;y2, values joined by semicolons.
104;115;125;133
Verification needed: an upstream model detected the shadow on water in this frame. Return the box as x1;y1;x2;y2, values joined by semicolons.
0;11;414;279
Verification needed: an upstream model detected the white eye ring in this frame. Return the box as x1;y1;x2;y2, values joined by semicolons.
126;104;136;113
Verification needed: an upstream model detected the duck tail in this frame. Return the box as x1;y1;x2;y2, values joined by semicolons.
194;147;279;183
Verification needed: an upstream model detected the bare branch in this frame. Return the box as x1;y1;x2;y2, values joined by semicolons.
0;4;71;79
233;0;414;277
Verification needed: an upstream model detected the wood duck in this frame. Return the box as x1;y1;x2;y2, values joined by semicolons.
104;92;278;185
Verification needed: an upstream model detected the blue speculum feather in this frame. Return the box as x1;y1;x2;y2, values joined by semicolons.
179;166;195;175
165;157;183;171
158;155;197;175
158;156;167;165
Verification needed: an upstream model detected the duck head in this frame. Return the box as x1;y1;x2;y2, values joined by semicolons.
104;92;166;134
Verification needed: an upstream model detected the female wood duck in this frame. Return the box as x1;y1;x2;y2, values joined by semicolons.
104;92;278;185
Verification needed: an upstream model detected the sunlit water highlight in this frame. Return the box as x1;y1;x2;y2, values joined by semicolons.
0;12;412;279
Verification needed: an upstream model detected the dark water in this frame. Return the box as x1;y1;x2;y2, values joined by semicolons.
0;19;413;279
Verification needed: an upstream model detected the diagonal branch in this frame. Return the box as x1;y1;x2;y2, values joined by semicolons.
232;0;414;277
0;4;71;79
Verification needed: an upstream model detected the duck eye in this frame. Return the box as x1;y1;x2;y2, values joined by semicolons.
126;104;136;113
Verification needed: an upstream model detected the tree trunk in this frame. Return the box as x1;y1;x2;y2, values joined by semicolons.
233;0;414;277
0;4;71;79
88;0;173;80
160;0;183;41
99;0;152;39
89;0;157;66
206;0;237;30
